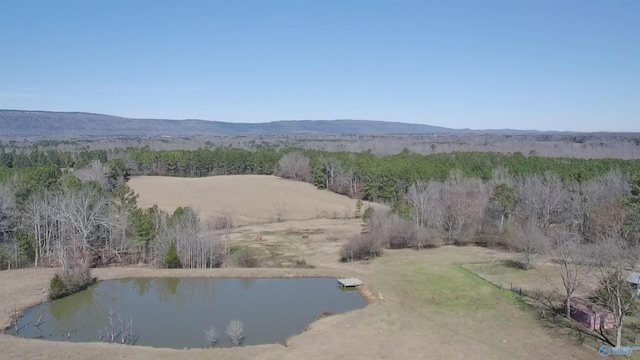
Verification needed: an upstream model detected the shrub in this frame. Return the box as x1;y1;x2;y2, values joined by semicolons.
340;234;384;262
49;266;96;300
387;216;415;249
236;249;259;268
65;265;94;293
49;274;68;299
413;227;442;249
165;242;181;268
295;258;314;268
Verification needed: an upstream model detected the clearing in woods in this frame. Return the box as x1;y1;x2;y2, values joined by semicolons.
128;175;375;225
0;176;600;359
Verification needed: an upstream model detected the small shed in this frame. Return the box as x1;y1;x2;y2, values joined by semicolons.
626;273;640;296
570;297;615;331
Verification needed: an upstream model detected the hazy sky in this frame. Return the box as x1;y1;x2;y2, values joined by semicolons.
0;0;638;131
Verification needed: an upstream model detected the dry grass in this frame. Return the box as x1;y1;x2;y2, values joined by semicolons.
128;175;378;225
230;218;364;267
465;260;601;298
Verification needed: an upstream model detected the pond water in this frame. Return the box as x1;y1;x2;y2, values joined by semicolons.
7;277;366;349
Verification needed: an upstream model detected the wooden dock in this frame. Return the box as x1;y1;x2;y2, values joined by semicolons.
338;278;363;288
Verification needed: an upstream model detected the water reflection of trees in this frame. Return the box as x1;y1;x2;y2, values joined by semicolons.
240;278;255;290
153;278;218;307
132;277;151;297
154;278;181;305
49;286;95;322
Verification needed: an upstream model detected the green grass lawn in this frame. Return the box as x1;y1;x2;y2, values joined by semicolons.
380;259;517;313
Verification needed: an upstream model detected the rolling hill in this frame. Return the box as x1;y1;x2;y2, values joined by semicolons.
0;110;539;138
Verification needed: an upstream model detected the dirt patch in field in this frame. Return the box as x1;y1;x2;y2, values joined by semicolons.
229;218;364;267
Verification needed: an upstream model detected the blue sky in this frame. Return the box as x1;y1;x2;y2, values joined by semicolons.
0;0;638;131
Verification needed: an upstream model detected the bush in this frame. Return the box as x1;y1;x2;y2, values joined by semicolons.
294;258;314;269
49;274;68;299
66;265;94;293
49;266;96;300
363;209;441;251
340;235;384;262
165;242;181;268
413;227;442;249
387;216;415;249
236;249;260;268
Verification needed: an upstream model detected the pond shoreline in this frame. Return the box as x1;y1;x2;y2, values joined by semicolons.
0;266;372;333
7;275;369;349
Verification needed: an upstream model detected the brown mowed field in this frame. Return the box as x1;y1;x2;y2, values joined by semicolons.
128;175;375;225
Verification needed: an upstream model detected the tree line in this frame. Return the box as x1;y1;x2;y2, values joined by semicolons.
2;145;640;202
0;160;231;271
1;145;639;271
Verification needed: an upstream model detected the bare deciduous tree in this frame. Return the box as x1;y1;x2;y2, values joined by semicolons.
515;222;548;270
588;201;626;241
406;181;435;229
74;160;110;190
204;326;219;347
274;152;311;181
98;308;138;345
52;186;112;268
208;211;234;267
225;319;245;346
440;171;489;245
516;173;572;234
549;230;591;318
171;207;224;269
591;238;639;348
576;171;630;242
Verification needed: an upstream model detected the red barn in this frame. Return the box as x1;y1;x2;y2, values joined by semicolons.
570;298;615;331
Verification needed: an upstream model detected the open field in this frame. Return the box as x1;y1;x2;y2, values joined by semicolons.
465;260;602;298
128;175;378;225
0;175;607;359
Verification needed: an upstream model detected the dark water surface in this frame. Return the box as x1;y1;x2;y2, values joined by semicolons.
8;277;366;348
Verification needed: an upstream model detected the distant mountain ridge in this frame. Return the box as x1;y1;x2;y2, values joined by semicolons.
0;109;547;138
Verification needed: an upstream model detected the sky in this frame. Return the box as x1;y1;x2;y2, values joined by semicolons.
0;0;638;132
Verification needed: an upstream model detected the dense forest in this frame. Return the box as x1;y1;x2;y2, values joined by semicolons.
2;146;640;201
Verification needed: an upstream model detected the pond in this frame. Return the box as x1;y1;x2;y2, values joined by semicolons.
7;277;367;349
